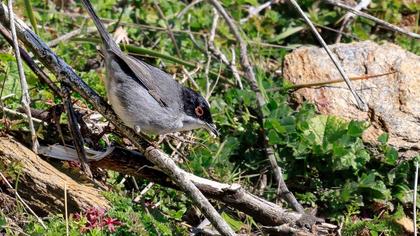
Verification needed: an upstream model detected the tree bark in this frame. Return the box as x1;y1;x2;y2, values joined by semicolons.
0;136;109;216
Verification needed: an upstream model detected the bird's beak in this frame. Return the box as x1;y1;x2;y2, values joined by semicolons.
206;123;219;137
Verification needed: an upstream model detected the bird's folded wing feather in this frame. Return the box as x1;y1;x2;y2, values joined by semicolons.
112;49;170;107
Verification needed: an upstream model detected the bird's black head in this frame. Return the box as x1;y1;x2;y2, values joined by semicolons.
181;87;218;136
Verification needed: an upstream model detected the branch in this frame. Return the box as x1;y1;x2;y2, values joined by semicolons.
7;0;39;153
325;0;420;39
287;0;367;111
39;144;325;229
335;0;371;43
207;0;304;213
0;4;234;235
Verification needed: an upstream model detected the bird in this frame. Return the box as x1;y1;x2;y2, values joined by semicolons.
80;0;218;136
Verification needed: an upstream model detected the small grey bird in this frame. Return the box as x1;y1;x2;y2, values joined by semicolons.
80;0;218;136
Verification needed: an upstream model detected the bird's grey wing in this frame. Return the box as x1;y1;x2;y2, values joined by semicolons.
112;50;179;108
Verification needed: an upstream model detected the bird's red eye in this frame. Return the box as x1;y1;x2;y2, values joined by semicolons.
195;106;204;117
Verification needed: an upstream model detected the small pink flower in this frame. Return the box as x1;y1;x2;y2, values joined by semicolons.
102;217;122;233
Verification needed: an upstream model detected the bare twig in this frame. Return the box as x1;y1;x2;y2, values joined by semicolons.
62;85;93;178
48;26;98;47
240;0;279;24
335;0;371;43
207;0;304;213
0;24;62;96
325;0;420;39
133;182;154;203
153;2;182;57
287;0;367;111
267;70;397;92
0;4;234;235
64;182;69;236
414;161;418;236
0;172;47;229
176;0;204;20
7;0;39;153
208;9;243;89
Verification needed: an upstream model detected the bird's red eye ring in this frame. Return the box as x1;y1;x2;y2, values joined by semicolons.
195;106;204;117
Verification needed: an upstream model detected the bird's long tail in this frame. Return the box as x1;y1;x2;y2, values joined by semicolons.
80;0;119;50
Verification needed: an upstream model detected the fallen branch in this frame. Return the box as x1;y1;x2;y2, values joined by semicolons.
0;136;109;217
39;144;325;228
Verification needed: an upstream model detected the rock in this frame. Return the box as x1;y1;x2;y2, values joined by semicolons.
283;41;419;157
0;136;109;216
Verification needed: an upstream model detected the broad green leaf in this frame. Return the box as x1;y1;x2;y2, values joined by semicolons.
221;212;243;232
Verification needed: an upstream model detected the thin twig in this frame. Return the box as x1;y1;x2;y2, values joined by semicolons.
48;26;98;47
153;2;182;58
133;182;154;203
0;172;47;229
7;0;39;153
287;0;367;111
64;182;69;236
0;24;62;96
335;0;371;43
325;0;420;39
208;9;243;89
414;161;418;236
62;85;93;178
208;0;304;213
267;70;397;92
240;0;279;24
176;0;204;20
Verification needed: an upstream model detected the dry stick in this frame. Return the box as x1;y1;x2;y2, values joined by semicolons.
145;148;236;236
0;24;62;96
208;9;243;89
414;161;418;236
48;26;98;47
324;0;420;39
7;0;39;153
153;2;182;58
335;0;371;43
207;0;304;213
0;172;47;229
240;0;279;24
64;182;69;236
62;85;93;178
267;71;397;92
0;4;234;236
287;0;367;111
176;0;204;20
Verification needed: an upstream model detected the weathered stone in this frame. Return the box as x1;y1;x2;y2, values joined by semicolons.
283;41;419;157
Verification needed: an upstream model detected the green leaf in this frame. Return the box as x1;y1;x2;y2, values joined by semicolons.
273;26;305;41
347;120;366;137
377;133;389;144
385;147;398;165
221;212;243;232
358;173;391;200
268;129;281;144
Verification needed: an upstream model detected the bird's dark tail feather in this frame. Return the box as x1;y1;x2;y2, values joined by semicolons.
80;0;119;50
